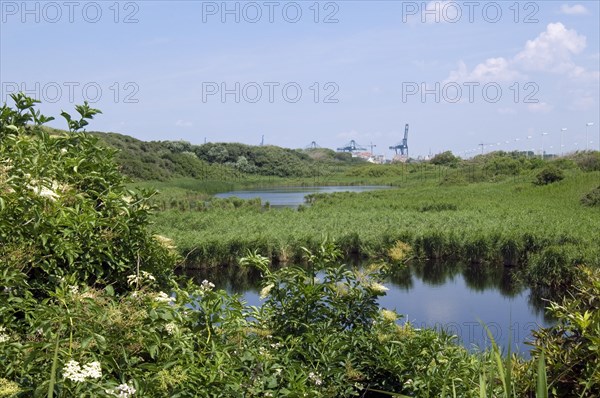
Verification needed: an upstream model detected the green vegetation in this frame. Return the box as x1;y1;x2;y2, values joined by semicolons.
581;185;600;207
2;95;599;397
534;167;564;185
430;151;460;167
86;131;363;181
153;168;599;289
530;267;600;397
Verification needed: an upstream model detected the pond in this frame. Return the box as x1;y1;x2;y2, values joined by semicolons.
214;185;392;207
187;261;552;356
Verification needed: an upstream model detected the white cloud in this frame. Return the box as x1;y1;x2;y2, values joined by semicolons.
528;102;553;113
559;4;589;15
445;58;522;83
513;23;586;75
447;23;596;84
175;120;193;127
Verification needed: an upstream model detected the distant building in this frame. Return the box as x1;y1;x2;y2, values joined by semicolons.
352;151;386;164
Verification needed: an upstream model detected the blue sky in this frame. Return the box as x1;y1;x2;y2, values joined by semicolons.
1;1;599;158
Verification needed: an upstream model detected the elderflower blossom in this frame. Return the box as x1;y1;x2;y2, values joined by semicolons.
62;360;102;382
164;322;176;335
62;360;86;382
368;282;389;293
200;280;215;293
0;378;20;396
259;283;274;299
0;326;9;343
308;372;323;386
68;285;79;295
106;383;136;397
82;361;102;379
154;234;176;250
381;309;398;322
154;292;174;303
27;180;61;202
127;271;156;287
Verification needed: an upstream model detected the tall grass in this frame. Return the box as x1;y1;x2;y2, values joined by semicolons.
151;170;600;290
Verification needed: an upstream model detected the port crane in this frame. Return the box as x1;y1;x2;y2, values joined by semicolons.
389;124;409;156
306;141;320;149
337;140;366;152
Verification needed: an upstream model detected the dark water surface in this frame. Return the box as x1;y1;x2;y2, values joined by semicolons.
188;261;552;356
214;185;393;207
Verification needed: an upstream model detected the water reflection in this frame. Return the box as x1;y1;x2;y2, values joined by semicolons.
183;260;554;353
182;265;264;295
411;261;463;286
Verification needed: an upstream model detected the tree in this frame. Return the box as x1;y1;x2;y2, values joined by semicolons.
430;151;460;167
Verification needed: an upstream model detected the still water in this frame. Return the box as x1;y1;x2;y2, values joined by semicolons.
214;185;392;207
203;186;551;355
189;261;551;356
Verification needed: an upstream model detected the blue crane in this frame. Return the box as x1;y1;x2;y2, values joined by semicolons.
337;140;366;152
389;124;409;156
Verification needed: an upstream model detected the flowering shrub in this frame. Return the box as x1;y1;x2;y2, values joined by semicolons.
0;93;177;294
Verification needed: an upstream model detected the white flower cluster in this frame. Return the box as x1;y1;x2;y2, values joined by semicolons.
200;280;215;293
154;234;176;250
0;326;9;343
68;285;79;295
259;283;274;299
127;271;156;287
308;371;323;386
367;282;389;293
154;292;174;303
381;309;397;322
164;322;176;335
26;179;67;202
62;360;102;383
105;383;136;397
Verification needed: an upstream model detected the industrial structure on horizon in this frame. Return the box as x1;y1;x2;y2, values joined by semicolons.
330;123;410;163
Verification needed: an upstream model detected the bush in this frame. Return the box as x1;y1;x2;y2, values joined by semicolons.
572;151;600;172
526;244;582;288
581;185;600;207
0;94;177;293
530;267;600;397
430;151;460;167
534;166;564;185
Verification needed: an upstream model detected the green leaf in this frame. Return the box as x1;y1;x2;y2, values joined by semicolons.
536;352;548;398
